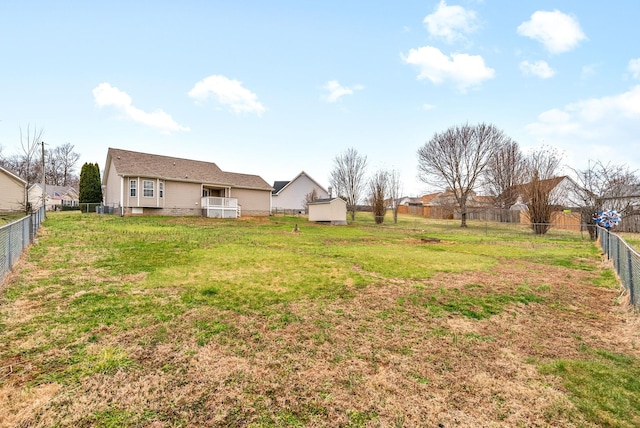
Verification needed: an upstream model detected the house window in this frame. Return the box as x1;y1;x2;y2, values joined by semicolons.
130;180;137;197
159;182;164;198
143;180;154;197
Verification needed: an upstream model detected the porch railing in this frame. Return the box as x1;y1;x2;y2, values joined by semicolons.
201;197;240;218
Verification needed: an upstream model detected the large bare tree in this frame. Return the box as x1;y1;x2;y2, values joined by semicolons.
522;147;563;235
329;148;368;221
417;123;507;227
485;139;526;209
46;143;81;186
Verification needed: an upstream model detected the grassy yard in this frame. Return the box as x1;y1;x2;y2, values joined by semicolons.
0;211;27;225
1;211;639;427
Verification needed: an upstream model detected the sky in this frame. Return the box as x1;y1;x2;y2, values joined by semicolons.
1;0;639;197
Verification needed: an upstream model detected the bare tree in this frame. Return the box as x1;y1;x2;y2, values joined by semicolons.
5;125;45;212
388;169;403;224
368;169;389;225
417;123;506;227
569;161;639;239
329;148;368;221
46;143;80;186
522;147;563;235
302;188;319;213
2;125;44;190
485;139;526;209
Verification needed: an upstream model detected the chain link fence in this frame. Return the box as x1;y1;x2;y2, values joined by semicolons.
598;225;640;308
0;206;46;284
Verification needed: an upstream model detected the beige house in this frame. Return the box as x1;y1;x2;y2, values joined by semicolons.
272;171;329;214
0;165;27;212
308;198;347;225
28;184;79;211
102;148;273;217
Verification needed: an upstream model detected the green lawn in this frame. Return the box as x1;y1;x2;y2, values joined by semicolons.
1;211;638;427
0;211;27;225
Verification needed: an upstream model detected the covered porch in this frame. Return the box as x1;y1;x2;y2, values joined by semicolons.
201;197;240;218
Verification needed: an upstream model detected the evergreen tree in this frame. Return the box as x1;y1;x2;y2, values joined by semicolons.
79;162;103;203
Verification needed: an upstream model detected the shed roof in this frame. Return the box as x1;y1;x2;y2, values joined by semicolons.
308;197;345;205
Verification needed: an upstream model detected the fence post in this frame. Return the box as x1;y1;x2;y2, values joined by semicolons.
8;224;13;269
628;250;635;306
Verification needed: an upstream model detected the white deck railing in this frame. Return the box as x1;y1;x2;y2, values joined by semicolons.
201;197;240;218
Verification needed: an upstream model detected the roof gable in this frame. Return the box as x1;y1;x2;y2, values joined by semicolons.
29;183;78;198
0;165;27;185
272;171;328;196
106;148;272;190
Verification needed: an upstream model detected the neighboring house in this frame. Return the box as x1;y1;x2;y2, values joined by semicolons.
600;184;640;213
507;176;583;210
28;184;79;211
308;198;347;225
271;171;329;213
396;196;426;215
423;189;494;219
102;148;273;217
0;165;27;212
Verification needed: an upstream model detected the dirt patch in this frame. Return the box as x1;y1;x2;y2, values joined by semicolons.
2;260;637;427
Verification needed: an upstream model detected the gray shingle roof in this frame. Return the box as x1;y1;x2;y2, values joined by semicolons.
272;181;290;194
107;148;272;190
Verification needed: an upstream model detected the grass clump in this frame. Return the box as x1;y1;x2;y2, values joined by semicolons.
540;348;640;428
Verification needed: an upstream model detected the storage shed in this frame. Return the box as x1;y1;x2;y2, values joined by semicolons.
308;198;347;225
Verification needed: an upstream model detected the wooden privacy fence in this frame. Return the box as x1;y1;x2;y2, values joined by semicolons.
397;205;587;232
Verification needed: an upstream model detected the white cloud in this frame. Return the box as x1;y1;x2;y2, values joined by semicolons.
322;80;364;103
517;10;587;54
525;86;640;168
188;75;266;115
628;58;640;79
519;60;555;78
423;0;479;44
92;83;190;134
422;103;436;111
402;45;494;92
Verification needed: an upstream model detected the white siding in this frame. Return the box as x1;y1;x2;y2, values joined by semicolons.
272;173;329;211
308;199;347;224
0;170;26;211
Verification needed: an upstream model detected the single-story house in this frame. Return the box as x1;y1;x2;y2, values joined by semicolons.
0;165;27;212
308;197;347;225
272;171;329;214
102;148;273;217
28;184;79;211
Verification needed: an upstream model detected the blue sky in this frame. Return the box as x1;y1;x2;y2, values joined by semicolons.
1;0;639;196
